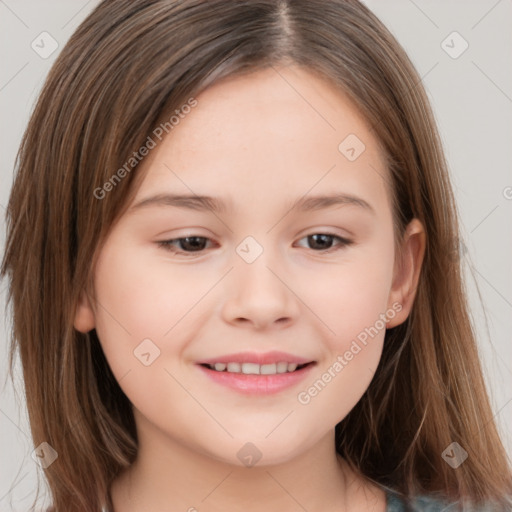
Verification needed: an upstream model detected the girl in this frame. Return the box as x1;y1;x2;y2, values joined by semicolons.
2;1;511;511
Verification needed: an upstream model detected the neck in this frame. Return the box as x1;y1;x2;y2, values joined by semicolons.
109;415;383;512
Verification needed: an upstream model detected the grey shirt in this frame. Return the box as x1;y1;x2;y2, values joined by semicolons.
385;490;507;511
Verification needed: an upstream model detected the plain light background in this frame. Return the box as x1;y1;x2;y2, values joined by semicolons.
1;1;511;510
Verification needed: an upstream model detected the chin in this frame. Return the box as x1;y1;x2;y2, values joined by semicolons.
215;435;313;469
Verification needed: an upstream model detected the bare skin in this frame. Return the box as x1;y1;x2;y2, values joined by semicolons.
75;65;425;511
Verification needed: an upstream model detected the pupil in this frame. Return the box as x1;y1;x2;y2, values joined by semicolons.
182;237;206;251
309;234;332;250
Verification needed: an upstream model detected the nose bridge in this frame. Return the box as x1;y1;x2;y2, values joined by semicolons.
234;234;285;296
221;234;298;328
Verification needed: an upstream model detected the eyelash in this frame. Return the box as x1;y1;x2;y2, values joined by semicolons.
157;233;353;256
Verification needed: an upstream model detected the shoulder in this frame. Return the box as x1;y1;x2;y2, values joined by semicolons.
385;490;508;511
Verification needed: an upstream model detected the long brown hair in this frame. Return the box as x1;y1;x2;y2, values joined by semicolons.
2;1;511;510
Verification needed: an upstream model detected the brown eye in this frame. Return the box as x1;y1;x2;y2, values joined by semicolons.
158;236;212;254
296;233;353;252
307;234;335;250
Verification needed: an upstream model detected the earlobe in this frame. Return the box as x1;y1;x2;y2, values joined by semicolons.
74;290;96;333
387;219;426;328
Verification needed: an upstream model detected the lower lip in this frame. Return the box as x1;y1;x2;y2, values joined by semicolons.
197;364;315;395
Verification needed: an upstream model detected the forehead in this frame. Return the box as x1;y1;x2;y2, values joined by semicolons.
131;65;390;214
172;65;377;152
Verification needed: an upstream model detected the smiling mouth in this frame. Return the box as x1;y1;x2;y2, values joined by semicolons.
199;362;313;375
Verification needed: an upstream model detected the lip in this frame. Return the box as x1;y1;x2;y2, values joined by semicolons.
196;351;316;395
196;351;313;366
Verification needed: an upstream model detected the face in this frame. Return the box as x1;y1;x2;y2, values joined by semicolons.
75;65;424;467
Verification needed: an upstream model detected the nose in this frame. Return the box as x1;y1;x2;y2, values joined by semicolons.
220;251;300;330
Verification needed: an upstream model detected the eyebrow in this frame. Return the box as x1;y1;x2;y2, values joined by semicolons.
129;192;375;215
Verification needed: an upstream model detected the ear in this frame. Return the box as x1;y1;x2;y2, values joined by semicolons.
386;218;426;328
74;289;96;333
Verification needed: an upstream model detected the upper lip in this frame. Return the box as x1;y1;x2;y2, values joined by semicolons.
197;351;314;365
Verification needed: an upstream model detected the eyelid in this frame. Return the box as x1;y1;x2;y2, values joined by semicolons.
293;233;353;251
157;235;216;254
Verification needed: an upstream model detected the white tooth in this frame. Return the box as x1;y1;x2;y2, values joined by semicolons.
287;363;298;372
214;363;227;371
241;363;260;375
227;362;241;373
276;362;288;374
260;363;277;375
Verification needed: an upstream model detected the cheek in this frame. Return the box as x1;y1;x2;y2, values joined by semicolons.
296;340;383;430
295;269;394;424
293;237;394;413
91;241;194;381
93;242;208;340
91;244;205;419
301;240;395;349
